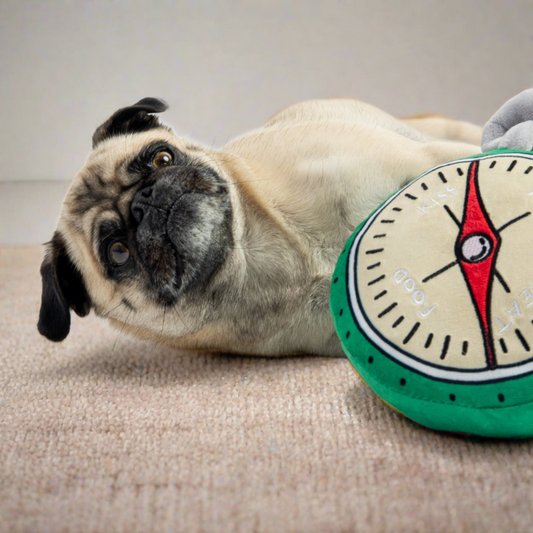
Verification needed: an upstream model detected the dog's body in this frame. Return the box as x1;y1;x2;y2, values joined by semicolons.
38;98;483;357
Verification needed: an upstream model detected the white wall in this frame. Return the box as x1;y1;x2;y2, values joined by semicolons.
1;0;532;244
2;0;532;184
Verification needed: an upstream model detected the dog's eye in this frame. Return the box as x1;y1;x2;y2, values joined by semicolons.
108;241;130;266
152;151;173;169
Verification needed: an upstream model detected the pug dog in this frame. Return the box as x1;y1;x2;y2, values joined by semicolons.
38;92;532;357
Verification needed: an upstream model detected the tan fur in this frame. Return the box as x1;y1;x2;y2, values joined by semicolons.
57;99;482;356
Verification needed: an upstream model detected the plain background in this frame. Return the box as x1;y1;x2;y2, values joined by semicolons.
1;0;532;244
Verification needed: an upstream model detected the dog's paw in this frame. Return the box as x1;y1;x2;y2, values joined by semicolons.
482;89;533;152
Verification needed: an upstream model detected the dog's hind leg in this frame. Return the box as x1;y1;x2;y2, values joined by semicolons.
402;114;482;147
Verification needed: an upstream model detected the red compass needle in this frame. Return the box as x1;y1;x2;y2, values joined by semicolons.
455;160;501;369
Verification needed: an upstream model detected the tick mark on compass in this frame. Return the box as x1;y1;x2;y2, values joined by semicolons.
490;161;497;169
424;333;434;349
368;274;385;286
507;160;517;172
421;182;428;190
499;338;508;354
367;262;381;270
525;166;533;174
405;193;417;200
366;248;384;255
462;341;468;355
457;168;464;176
438;172;447;183
403;322;420;345
515;329;530;352
378;302;398;318
440;335;451;360
381;219;395;224
374;290;387;300
373;234;386;239
392;316;404;328
392;207;402;212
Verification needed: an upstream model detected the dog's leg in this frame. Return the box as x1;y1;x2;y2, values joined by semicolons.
402;115;482;147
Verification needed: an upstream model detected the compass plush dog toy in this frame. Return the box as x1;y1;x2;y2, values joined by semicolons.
331;90;533;438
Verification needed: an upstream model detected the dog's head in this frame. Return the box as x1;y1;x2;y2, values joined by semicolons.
38;98;237;345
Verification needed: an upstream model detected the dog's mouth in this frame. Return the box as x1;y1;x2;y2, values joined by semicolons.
131;165;232;306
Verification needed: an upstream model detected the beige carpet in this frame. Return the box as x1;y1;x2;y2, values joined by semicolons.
2;246;533;533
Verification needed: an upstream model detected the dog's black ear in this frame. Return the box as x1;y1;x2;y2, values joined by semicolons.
37;232;91;342
92;97;169;148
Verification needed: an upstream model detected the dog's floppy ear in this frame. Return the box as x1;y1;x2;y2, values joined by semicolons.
37;232;91;342
92;97;169;148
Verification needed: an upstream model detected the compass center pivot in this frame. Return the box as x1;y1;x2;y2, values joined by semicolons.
459;233;493;263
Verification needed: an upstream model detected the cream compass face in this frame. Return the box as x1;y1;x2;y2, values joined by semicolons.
348;153;533;383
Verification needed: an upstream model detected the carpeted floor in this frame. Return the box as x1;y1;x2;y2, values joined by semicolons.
2;245;533;532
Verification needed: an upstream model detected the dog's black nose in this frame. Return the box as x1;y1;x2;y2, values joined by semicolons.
131;186;153;223
131;206;144;223
140;186;153;199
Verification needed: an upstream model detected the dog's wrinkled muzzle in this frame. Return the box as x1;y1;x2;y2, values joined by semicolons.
130;166;232;305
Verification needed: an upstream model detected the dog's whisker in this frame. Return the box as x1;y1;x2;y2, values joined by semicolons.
149;307;167;353
171;303;190;333
111;307;133;355
99;301;126;320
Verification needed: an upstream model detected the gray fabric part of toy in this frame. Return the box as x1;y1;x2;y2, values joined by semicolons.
482;89;533;152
